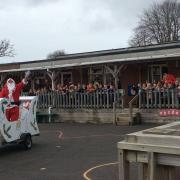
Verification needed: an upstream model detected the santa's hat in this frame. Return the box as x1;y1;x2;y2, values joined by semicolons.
7;78;14;83
7;78;15;92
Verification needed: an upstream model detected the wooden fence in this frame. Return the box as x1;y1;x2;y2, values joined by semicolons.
139;88;180;109
34;90;124;109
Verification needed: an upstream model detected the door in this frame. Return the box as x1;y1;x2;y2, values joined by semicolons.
61;72;72;85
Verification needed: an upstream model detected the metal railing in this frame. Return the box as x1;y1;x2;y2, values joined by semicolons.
139;88;180;109
129;94;139;125
31;90;124;109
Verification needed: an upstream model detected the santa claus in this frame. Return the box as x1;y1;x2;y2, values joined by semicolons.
0;71;30;121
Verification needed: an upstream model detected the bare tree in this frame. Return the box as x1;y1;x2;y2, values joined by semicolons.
0;39;14;57
129;0;180;47
47;49;66;59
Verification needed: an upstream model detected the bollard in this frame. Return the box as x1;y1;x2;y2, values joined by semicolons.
48;106;52;123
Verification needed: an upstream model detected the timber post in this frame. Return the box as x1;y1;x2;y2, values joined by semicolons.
105;64;124;90
118;149;129;180
113;101;117;125
47;69;58;91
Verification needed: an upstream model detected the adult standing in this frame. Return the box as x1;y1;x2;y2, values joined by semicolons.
0;71;30;121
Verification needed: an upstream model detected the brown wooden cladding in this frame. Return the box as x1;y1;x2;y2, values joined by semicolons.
0;64;20;71
121;64;140;106
168;60;180;79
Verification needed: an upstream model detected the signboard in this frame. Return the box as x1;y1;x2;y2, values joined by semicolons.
159;109;180;116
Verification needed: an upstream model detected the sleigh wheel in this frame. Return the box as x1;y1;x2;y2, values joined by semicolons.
23;134;32;150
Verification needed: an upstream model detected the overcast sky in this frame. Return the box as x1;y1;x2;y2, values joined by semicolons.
0;0;168;63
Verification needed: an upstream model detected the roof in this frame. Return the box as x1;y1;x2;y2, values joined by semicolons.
1;41;180;73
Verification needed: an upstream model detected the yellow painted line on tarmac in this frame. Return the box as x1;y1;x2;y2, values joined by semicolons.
83;161;119;180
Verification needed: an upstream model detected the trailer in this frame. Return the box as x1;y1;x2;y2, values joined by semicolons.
0;96;39;150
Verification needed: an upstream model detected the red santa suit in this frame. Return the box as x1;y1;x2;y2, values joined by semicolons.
0;78;26;121
163;73;176;84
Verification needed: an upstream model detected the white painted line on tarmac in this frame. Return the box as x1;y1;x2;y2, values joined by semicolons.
83;162;119;180
56;145;61;148
40;167;47;171
62;134;124;140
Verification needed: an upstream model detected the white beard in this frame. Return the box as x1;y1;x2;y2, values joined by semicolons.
7;82;15;101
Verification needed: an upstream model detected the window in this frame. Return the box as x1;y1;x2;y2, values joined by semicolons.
61;72;72;85
148;65;168;83
89;66;103;83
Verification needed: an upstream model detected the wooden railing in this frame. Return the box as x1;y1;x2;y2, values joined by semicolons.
139;88;180;109
31;90;124;109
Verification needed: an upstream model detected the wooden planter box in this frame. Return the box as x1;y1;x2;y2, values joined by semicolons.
117;122;180;180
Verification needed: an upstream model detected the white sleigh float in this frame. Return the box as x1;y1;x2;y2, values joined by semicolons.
0;96;40;150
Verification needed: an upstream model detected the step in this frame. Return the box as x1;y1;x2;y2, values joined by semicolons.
116;108;139;113
116;113;130;117
116;116;130;126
